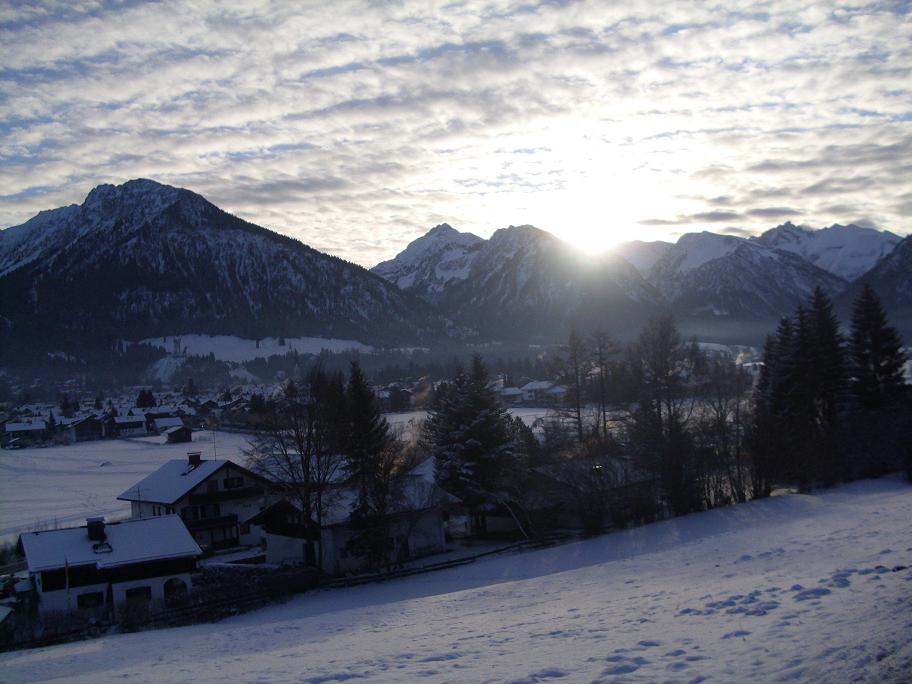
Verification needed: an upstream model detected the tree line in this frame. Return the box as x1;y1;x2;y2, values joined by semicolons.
246;284;909;571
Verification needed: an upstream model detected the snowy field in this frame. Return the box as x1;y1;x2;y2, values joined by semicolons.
3;477;911;683
0;432;252;542
138;335;373;363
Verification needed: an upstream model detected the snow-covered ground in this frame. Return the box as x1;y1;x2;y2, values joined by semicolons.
0;432;252;542
3;477;911;683
138;335;373;363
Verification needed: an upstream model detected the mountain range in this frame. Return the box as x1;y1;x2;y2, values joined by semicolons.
1;179;909;365
371;220;909;344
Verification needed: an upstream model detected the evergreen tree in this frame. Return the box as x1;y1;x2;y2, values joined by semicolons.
424;354;516;531
807;288;848;485
183;378;198;397
136;389;156;408
848;284;909;477
849;284;906;411
46;410;57;434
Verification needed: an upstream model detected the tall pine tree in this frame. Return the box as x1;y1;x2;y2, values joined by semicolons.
848;284;909;477
849;284;906;411
424;354;516;533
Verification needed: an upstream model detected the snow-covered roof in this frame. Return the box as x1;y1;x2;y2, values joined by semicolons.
118;459;231;504
500;387;523;396
545;384;568;394
162;425;191;435
521;380;553;392
114;415;145;425
5;421;46;433
18;516;201;572
154;416;184;430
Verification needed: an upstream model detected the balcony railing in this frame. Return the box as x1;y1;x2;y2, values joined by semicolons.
188;486;263;505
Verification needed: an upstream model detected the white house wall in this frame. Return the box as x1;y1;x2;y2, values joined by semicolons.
36;582;109;616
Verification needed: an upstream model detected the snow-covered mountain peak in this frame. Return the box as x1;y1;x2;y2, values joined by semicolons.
665;231;747;273
371;223;484;297
755;222;901;281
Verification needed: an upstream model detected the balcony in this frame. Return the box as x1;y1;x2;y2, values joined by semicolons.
188;486;264;505
185;514;238;532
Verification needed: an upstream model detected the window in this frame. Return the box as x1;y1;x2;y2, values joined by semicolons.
77;592;104;609
207;480;218;493
125;586;152;601
223;476;244;489
41;569;66;592
239;523;250;534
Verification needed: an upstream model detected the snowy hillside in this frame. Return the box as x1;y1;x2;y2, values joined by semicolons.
370;223;484;300
755;221;902;281
3;477;911;682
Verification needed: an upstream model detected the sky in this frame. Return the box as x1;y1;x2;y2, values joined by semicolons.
1;1;910;268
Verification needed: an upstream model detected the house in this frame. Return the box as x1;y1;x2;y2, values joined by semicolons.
118;453;276;550
113;415;147;437
66;416;104;443
16;516;201;619
144;410;180;434
3;420;47;445
544;384;568;404
499;387;524;405
163;425;193;444
153;416;185;434
244;500;319;566
248;459;456;575
520;380;554;403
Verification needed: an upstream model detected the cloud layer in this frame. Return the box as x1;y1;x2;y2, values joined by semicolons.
1;0;910;265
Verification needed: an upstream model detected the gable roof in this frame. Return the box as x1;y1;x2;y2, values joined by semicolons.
18;516;201;572
154;416;184;430
118;458;272;505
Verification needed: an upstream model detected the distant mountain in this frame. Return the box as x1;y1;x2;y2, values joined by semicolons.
609;240;674;275
648;232;847;332
375;224;662;342
754;221;901;281
838;236;912;343
371;223;484;302
0;179;441;355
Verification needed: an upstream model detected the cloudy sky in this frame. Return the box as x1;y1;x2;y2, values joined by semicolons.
1;1;910;267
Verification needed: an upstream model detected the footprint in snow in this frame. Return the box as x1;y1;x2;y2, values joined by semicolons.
792;587;831;601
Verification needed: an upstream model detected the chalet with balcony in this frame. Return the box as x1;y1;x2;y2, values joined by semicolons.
245;458;456;574
16;516;201;619
117;453;276;550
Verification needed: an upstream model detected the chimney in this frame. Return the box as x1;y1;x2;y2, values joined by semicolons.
188;451;202;467
87;516;106;542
